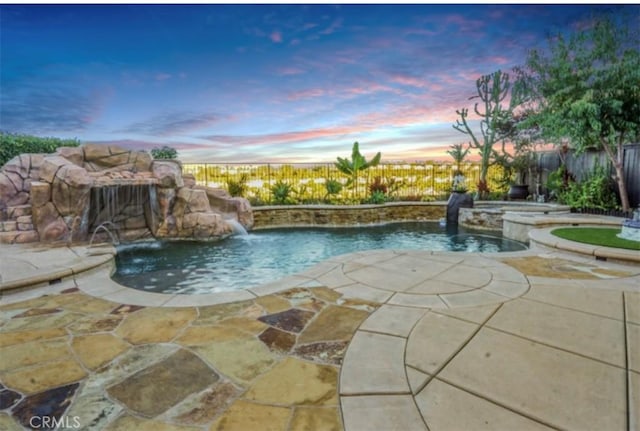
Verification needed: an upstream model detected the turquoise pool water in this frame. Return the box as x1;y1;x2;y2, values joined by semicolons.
113;222;527;294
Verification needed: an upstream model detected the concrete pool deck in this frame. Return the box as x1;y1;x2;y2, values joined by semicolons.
0;235;639;429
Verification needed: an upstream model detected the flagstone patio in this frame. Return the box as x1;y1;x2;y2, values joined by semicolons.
0;237;638;430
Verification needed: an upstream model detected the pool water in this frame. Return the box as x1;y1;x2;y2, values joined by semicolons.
113;222;527;294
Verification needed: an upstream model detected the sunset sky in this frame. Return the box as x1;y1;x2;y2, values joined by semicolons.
1;4;636;163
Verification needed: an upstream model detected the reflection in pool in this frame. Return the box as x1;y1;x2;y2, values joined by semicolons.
113;222;527;294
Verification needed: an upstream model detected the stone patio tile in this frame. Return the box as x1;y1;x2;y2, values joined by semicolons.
209;399;291;431
345;250;399;266
483;279;529;299
298;305;370;344
377;255;455;279
245;357;338;405
488;265;529;284
406;280;475;295
193;337;277;386
0;413;24;431
63;296;119;314
630;371;639;431
433;265;492;288
440;289;506;308
628;323;640;373
2;358;87;394
298;261;341;279
162;290;255;307
289;406;341;431
64;391;123;431
0;338;71;372
0;309;82;332
344;266;429;292
0;327;67;347
341;395;427;431
487;299;625;367
105;415;201;431
71;333;131;370
416;378;553;431
248;275;311;296
160;382;240;426
406;312;478;375
525;284;624;320
439;327;626;430
107;349;219;418
314;267;356;288
255;295;293;313
405;366;430;394
335;283;393;303
358;304;427;337
627;291;640;325
433;303;500;324
387;292;448;309
425;253;465;265
116;307;197;344
340;331;408;395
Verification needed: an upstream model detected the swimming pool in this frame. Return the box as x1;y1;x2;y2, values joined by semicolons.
112;222;527;294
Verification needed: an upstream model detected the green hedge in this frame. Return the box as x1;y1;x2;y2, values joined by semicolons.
0;132;81;167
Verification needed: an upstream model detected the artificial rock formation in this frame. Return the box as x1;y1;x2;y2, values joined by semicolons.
0;144;253;244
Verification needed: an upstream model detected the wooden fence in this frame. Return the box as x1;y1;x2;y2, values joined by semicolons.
534;143;639;208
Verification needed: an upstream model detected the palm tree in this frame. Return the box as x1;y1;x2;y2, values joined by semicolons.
335;142;382;198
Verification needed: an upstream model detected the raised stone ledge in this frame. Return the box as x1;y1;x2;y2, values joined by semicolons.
252;202;446;229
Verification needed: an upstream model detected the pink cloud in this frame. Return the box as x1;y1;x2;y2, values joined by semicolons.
486;56;510;65
204;125;360;147
444;14;485;31
319;18;342;35
277;67;305;76
270;31;283;43
287;88;326;101
389;74;427;88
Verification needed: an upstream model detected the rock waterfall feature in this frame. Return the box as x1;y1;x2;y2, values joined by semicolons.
0;144;253;244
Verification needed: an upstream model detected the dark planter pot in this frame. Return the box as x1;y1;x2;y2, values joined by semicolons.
508;184;529;200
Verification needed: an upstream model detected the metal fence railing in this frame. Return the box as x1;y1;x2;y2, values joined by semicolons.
182;162;506;205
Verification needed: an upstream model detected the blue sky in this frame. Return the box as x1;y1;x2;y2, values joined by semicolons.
1;4;636;163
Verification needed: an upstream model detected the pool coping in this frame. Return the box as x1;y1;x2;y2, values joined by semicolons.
1;221;638;306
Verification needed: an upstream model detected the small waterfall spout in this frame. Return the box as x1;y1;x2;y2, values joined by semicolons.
226;219;248;236
89;221;120;247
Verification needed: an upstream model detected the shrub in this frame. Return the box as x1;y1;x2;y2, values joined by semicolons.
227;174;248;197
324;179;343;202
558;164;618;210
150;145;178;159
271;181;295;205
365;190;387;204
0;132;80;166
369;176;388;195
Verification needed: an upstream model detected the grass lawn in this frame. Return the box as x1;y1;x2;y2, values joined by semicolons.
551;227;640;251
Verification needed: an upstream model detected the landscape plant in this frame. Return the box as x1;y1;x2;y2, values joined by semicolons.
324;179;343;203
0;132;80;166
453;70;525;198
520;12;640;211
226;174;248;197
270;181;295;204
150;145;178;159
335;142;382;198
556;163;619;210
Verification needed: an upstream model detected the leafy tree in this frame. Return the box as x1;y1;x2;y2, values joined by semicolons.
335;142;382;197
453;70;525;198
150;145;178;159
521;12;640;211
